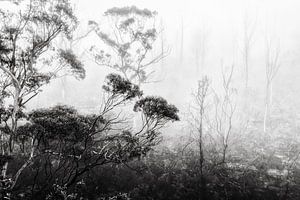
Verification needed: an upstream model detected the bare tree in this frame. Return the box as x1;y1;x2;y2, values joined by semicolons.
159;17;166;69
241;12;256;89
263;38;280;133
187;65;237;199
194;26;209;77
190;76;210;200
180;17;184;67
208;65;237;164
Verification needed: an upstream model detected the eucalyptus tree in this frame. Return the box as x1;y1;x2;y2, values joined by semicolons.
89;6;167;86
0;0;84;194
13;73;179;198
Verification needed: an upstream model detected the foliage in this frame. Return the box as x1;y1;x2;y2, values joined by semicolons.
89;6;165;85
103;74;143;100
3;73;179;199
104;6;155;17
0;0;84;122
0;1;85;197
134;96;179;122
64;146;300;200
1;2;298;200
58;49;86;80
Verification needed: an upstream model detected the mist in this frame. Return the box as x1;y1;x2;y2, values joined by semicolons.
1;0;300;199
28;0;300;112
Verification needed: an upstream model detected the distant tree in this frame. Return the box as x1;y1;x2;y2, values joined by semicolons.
0;0;84;197
89;6;167;86
159;18;166;69
180;17;184;67
263;38;280;133
241;12;256;90
194;26;209;76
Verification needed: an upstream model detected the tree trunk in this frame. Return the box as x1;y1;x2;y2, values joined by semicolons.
180;17;184;66
199;106;207;200
2;86;20;180
263;81;271;133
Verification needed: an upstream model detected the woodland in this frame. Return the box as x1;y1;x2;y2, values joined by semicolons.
0;0;299;199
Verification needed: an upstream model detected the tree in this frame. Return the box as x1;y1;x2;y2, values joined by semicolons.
201;65;237;164
89;6;167;86
189;76;210;200
194;26;209;77
180;17;184;67
159;18;166;69
241;12;256;90
263;38;280;133
0;0;85;197
10;73;179;198
214;65;237;163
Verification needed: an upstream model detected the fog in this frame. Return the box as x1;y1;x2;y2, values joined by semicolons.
2;0;300;198
23;0;300;141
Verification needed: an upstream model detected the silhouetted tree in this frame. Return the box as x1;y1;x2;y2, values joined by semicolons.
11;73;179;198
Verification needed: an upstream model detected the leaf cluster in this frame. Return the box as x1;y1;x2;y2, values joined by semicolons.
134;96;179;122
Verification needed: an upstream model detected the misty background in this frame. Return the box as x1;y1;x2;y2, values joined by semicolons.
2;0;300;199
23;0;300;139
